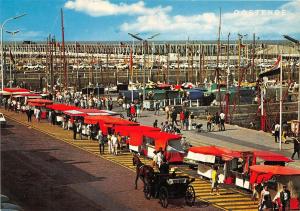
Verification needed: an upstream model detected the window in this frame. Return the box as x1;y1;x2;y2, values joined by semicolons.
143;136;155;146
167;139;184;152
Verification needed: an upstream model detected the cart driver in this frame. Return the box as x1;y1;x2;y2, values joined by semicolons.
159;157;169;175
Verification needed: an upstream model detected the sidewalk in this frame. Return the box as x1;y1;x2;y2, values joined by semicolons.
132;109;300;169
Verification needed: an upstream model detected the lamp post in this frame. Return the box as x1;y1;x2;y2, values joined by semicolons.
1;13;26;90
128;33;160;102
283;35;300;125
6;30;20;87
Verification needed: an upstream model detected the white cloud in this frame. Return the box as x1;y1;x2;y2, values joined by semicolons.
65;0;300;40
64;0;171;17
121;0;300;40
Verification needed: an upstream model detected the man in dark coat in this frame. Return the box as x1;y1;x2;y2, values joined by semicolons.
291;138;300;160
280;185;291;211
72;120;77;140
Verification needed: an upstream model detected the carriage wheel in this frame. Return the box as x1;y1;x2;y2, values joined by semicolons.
159;186;169;208
185;185;195;206
144;184;151;200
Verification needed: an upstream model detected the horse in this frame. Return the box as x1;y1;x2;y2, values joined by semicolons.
132;154;154;190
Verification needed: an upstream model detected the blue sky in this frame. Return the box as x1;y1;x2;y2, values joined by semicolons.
1;0;299;41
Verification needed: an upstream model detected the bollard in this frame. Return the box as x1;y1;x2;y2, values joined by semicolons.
180;98;183;104
169;99;171;105
173;98;176;105
197;99;199;107
189;100;192;107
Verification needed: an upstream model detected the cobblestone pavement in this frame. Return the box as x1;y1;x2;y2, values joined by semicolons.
1;108;262;210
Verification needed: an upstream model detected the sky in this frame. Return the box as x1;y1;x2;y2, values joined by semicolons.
1;0;299;41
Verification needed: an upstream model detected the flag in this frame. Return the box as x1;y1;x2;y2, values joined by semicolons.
9;49;15;64
259;55;281;78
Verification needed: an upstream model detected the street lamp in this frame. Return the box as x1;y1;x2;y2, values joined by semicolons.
128;33;160;102
283;35;300;123
6;30;20;87
1;13;26;90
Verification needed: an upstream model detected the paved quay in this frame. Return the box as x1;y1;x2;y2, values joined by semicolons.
125;108;300;169
1;108;261;211
1;115;220;211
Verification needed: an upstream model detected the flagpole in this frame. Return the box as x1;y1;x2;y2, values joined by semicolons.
279;52;283;150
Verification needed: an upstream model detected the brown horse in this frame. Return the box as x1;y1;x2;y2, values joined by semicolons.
132;154;154;189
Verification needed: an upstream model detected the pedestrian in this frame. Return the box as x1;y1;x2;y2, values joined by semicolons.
184;109;190;131
210;165;220;195
259;194;273;211
107;134;112;154
165;105;170;120
291;138;300;160
207;112;212;132
98;130;105;155
153;119;158;128
251;183;260;204
274;122;280;143
171;109;178;126
130;104;136;118
112;134;118;155
157;147;164;168
72;120;77;140
260;185;271;205
214;112;220;131
279;185;291;211
219;111;225;131
154;100;160;116
180;110;185;129
273;185;291;211
36;108;41;122
136;103;141;118
152;151;158;169
77;120;82;140
159;157;169;174
51;111;56;125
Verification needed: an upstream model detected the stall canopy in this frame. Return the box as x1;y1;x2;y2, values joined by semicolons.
13;93;42;99
46;104;78;111
63;109;116;117
1;88;30;95
84;115;139;135
253;150;292;163
249;165;300;184
84;115;139;126
27;99;53;107
188;146;241;161
114;125;160;137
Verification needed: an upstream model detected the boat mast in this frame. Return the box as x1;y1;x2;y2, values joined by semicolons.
61;8;67;89
217;8;222;111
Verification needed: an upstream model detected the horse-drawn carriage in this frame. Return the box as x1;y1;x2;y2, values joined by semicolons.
144;172;196;208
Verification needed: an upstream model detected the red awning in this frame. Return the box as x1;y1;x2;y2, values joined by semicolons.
249;165;300;184
189;146;241;159
13;93;42;98
114;125;160;137
3;88;30;93
63;110;86;117
84;115;139;126
46;104;78;111
253;150;292;162
27;99;53;107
